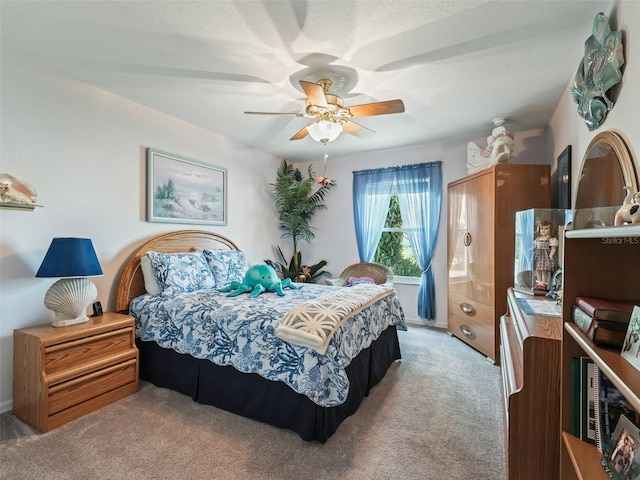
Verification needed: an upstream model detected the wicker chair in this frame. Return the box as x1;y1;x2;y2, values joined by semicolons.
323;262;394;287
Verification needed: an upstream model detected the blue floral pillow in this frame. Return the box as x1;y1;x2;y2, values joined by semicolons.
202;249;248;286
146;251;216;295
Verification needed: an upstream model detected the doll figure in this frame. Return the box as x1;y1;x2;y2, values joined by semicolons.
533;220;559;291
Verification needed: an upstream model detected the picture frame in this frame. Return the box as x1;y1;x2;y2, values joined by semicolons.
621;306;640;373
555;146;572;209
146;148;227;225
601;414;640;479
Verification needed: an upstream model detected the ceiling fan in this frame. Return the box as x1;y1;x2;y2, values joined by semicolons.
244;78;405;144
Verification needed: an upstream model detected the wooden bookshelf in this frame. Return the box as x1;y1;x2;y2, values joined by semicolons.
562;432;609;480
560;225;640;480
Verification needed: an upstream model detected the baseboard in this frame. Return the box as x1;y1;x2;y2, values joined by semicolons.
405;316;447;329
1;399;12;414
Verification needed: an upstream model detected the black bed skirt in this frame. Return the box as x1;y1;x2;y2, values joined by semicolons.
136;325;401;443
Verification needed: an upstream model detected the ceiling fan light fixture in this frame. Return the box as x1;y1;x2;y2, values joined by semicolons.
306;120;342;143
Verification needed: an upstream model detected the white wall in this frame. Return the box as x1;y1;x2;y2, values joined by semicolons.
548;1;640;190
0;55;282;409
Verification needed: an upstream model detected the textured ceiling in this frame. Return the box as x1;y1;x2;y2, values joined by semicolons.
1;0;614;162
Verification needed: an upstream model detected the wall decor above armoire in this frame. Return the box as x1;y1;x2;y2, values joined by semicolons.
571;12;625;131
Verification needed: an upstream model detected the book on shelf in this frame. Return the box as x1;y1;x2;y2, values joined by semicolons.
576;296;637;322
621;306;640;373
572;304;629;349
572;356;597;444
586;358;597;445
573;305;596;337
594;363;604;452
601;414;640;479
597;366;640;451
572;358;581;438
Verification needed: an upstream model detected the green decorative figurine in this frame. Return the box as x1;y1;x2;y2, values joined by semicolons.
218;264;302;298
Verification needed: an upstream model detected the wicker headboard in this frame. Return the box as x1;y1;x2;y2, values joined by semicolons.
115;230;238;313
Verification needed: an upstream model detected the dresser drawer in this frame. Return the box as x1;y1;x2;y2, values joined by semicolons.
448;291;493;319
448;294;494;358
48;358;137;415
448;311;495;359
44;327;134;377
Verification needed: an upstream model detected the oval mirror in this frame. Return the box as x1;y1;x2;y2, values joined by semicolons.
573;131;638;227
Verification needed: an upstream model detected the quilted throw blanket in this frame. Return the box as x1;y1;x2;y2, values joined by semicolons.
276;284;395;354
130;284;406;407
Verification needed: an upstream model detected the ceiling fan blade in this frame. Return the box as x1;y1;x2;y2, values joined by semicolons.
299;80;328;109
342;120;376;138
244;111;306;117
290;126;310;141
348;99;405;117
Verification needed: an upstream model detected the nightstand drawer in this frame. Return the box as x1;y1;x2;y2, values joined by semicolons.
44;327;134;376
48;358;137;415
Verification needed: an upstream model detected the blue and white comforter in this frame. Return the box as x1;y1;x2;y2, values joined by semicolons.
130;283;406;407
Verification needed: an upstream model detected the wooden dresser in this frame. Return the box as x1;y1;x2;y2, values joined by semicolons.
447;164;550;363
500;288;562;480
13;312;139;432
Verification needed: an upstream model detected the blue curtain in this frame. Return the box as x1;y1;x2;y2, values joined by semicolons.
353;161;442;321
516;209;534;283
352;167;395;262
396;162;442;320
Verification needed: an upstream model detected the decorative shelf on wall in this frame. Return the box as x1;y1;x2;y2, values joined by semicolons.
0;202;43;211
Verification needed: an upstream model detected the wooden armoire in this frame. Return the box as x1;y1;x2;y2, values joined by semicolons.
447;164;550;363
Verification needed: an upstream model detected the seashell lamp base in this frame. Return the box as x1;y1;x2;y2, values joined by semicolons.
44;277;98;327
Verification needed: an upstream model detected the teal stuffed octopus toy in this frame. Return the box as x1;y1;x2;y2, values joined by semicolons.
218;264;302;298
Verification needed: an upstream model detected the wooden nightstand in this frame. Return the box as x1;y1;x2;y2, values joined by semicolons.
13;312;139;432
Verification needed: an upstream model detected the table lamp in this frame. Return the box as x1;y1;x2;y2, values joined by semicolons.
36;237;103;327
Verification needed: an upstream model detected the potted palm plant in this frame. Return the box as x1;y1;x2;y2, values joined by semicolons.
266;159;334;282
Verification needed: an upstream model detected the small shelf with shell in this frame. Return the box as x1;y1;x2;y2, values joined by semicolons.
1;173;40;209
0;202;42;211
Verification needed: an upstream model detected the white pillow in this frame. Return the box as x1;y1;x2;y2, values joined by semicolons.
140;254;161;295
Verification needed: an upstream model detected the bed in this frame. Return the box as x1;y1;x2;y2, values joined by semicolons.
115;230;406;442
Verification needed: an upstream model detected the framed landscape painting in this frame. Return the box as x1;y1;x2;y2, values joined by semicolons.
146;148;227;225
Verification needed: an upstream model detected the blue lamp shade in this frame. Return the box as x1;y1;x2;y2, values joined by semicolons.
36;238;103;278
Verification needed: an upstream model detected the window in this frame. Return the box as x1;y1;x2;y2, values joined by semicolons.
352;161;442;320
373;195;422;277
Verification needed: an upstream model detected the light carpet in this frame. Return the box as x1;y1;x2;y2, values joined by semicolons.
0;326;506;480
